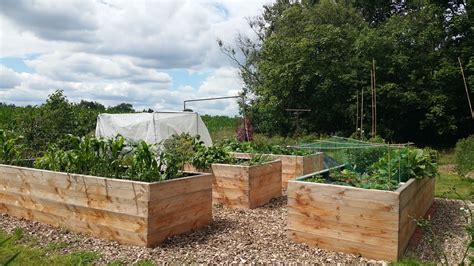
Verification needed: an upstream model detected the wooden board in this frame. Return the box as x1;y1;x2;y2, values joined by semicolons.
211;160;282;209
287;177;435;261
0;164;213;247
231;152;324;190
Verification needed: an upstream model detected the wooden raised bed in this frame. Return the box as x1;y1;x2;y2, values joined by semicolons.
0;164;213;247
183;163;210;173
287;175;435;261
211;160;282;209
231;152;324;190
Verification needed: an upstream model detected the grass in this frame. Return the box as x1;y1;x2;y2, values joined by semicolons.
0;229;156;266
201;115;239;142
437;149;455;165
435;148;473;201
0;230;99;265
435;172;473;200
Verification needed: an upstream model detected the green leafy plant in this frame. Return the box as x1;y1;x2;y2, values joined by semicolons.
124;140;162;182
370;147;438;183
234;154;272;166
162;133;198;171
191;144;233;170
305;174;326;183
305;147;438;191
343;146;386;174
0;129;24;165
34;135;185;182
220;138;313;156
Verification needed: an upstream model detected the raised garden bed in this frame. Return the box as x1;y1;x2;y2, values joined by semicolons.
287;168;435;261
231;152;324;190
183;163;209;173
0;164;213;247
211;160;282;209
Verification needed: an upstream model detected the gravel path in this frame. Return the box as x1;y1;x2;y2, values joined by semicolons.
404;198;472;264
0;197;470;264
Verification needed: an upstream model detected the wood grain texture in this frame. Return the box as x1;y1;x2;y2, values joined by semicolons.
287;177;435;261
397;177;435;258
0;164;213;247
230;152;324;190
211;160;282;209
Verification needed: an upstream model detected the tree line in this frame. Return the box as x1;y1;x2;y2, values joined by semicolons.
0;90;139;156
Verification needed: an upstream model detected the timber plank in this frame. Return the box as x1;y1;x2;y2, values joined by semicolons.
0;202;147;246
0;171;150;201
1;182;148;217
148;201;212;234
288;212;398;246
287;190;399;213
149;189;211;215
149;173;212;201
287;196;399;221
288;230;398;261
0;191;146;232
287;208;398;231
287;181;399;202
146;211;213;247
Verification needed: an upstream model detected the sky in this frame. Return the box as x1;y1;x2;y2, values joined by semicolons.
0;0;271;116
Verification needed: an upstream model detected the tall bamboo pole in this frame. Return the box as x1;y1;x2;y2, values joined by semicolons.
458;57;474;119
356;91;359;133
361;89;364;138
373;59;377;135
371;65;374;137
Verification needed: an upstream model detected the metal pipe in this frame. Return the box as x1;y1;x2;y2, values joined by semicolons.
183;95;241;110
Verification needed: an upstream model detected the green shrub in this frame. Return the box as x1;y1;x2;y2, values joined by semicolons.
455;135;474;177
370;147;438;183
0;129;24;165
190;143;233;170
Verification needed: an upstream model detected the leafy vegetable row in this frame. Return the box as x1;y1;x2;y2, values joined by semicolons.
307;148;439;191
0;131;273;182
219;138;314;156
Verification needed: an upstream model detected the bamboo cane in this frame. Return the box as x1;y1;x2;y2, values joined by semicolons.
356;91;359;133
371;66;374;137
373;59;377;135
458;57;474;119
361;89;364;138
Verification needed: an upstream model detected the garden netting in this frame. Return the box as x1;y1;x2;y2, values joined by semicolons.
289;136;429;188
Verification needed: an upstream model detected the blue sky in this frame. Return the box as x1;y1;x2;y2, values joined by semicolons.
0;0;270;115
0;55;37;73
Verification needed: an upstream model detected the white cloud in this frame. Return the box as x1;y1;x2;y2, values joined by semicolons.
0;0;272;115
1;0;98;42
0;65;21;89
25;52;172;84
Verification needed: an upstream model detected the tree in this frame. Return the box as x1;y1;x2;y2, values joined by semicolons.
107;103;135;113
225;0;474;145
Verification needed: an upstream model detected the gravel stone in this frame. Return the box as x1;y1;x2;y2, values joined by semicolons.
0;197;470;264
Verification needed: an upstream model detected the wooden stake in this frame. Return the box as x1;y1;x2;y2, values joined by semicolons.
458;57;474;119
370;67;374;136
373;59;377;135
361;89;364;138
356;91;359;133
